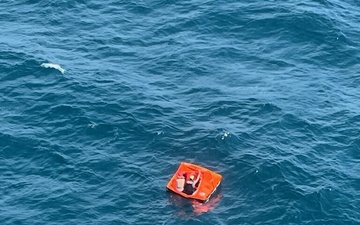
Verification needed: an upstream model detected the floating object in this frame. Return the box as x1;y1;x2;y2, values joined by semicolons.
166;162;222;203
41;62;65;74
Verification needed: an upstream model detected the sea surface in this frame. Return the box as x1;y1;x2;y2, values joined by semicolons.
1;0;360;224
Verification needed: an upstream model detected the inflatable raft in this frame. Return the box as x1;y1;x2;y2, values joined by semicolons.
166;162;222;203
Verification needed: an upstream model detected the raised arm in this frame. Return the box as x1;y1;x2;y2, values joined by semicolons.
192;170;201;187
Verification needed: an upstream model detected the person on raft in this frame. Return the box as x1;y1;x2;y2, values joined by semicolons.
183;171;201;195
176;173;186;192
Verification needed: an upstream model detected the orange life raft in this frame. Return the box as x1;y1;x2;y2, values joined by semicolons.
166;162;222;203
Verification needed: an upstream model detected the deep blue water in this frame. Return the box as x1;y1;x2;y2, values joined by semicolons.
1;0;360;224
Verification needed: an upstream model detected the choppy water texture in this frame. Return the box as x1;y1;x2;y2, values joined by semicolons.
1;0;360;224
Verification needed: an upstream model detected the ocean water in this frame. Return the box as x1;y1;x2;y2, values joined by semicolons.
1;0;360;224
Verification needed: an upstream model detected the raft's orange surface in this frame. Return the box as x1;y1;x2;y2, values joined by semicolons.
166;162;222;202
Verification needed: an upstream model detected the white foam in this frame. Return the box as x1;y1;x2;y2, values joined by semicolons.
221;131;230;140
41;63;65;74
88;122;97;128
